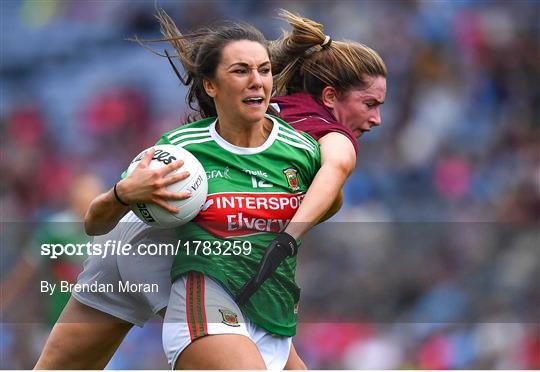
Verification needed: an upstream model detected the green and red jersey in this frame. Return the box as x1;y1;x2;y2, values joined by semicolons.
156;115;320;336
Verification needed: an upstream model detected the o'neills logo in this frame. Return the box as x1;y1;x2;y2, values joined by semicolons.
194;192;305;238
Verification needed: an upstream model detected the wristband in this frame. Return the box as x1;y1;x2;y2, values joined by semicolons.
114;183;129;206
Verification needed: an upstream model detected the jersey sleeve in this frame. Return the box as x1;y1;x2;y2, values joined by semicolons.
155;134;172;146
294;118;358;155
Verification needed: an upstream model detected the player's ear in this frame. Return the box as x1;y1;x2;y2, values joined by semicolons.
321;86;338;109
203;79;217;98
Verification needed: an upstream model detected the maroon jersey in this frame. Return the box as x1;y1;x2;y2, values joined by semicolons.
271;92;359;155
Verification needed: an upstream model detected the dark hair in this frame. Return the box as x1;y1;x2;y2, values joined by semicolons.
154;8;269;118
270;10;387;98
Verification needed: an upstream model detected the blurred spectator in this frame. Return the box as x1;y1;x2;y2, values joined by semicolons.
1;173;104;323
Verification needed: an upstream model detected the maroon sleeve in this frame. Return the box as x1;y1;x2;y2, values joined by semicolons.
291;117;359;155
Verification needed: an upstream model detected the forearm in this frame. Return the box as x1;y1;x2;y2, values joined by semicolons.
84;147;190;235
285;164;348;240
285;132;356;240
236;133;356;304
84;188;129;236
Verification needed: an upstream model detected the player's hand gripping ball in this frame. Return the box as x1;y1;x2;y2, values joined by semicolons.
126;144;208;227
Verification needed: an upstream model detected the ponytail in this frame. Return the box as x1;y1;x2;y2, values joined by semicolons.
271;9;387;97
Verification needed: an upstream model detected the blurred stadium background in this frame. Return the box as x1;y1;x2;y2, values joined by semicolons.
1;0;539;369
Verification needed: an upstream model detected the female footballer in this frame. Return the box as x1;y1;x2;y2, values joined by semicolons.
35;9;386;370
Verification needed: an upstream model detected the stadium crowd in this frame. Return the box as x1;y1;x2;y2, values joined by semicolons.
1;0;539;369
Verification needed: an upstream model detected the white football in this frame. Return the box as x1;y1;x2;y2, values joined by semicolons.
126;144;208;228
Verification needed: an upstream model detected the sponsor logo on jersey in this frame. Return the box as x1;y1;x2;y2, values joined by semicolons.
283;168;300;191
206;167;232;181
219;308;240;327
194;192;305;238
